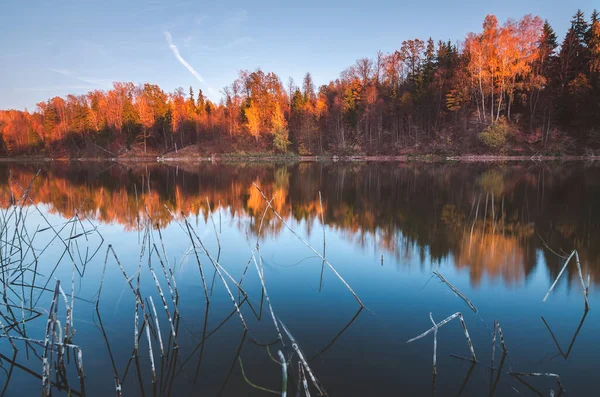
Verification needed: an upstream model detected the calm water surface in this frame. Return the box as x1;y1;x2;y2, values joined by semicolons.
0;161;599;396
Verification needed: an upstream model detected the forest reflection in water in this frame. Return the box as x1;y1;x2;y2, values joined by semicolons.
0;160;598;288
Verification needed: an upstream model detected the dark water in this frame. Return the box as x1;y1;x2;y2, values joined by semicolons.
1;161;599;396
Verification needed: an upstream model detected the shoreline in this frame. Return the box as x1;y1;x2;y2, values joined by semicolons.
0;154;598;164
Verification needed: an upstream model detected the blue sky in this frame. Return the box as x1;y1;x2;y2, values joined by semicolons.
1;0;597;110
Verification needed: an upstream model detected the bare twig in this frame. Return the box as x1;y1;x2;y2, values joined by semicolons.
278;350;287;397
433;270;477;313
543;249;590;309
429;313;438;375
509;372;565;395
407;312;477;368
279;320;326;396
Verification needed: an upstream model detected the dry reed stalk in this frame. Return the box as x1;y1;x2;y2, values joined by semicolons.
243;191;277;295
180;215;248;330
246;236;284;346
74;346;85;392
95;246;111;309
458;314;477;362
148;249;178;349
0;350;85;397
299;363;311;397
70;260;76;339
278;350;287;397
42;280;60;397
154;227;179;305
433;270;477;313
407;312;477;365
574;251;590;310
142;303;157;384
0;334;81;350
491;320;497;370
107;243;151;357
279;320;326;396
134;299;140;354
295;363;302;397
0;314;17;350
491;320;508;370
509;372;565;394
496;322;507;353
57;283;73;340
429;313;438;375
543;249;590;309
135;228;146;356
253;183;363;308
182;216;210;303
54;319;64;369
148;296;164;356
26;199;82;273
115;378;122;397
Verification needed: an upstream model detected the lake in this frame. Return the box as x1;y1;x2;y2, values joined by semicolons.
0;160;599;396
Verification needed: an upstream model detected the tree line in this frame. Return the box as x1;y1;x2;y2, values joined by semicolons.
1;10;599;156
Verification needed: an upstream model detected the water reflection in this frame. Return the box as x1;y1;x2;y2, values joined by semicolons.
1;161;599;287
542;309;589;360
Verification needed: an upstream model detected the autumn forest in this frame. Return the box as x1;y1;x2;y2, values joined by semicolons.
1;10;600;157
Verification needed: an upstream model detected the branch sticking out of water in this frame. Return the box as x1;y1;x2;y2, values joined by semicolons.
407;312;477;370
509;372;565;395
0;316;17;351
42;280;60;397
542;249;590;310
491;320;508;370
279;320;327;396
433;270;477;313
149;245;179;350
245;230;284;346
299;362;311;397
429;313;438;375
278;350;287;397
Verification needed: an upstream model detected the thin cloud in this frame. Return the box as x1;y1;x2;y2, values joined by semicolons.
48;68;113;88
15;85;96;93
164;31;204;83
77;77;114;86
49;68;72;76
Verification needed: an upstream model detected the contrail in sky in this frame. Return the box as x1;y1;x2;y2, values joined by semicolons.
164;31;204;83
